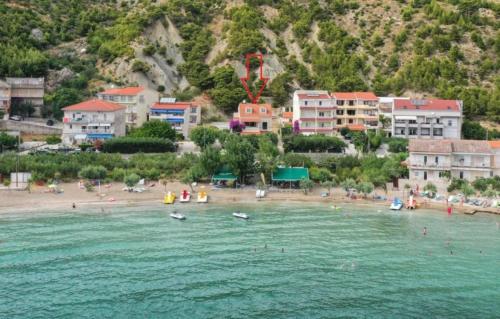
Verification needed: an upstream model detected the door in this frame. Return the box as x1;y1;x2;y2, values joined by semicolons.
424;171;427;180
262;122;268;130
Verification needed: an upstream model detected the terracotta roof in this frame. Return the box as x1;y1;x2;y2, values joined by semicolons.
237;103;272;118
452;140;491;154
297;93;331;99
62;99;125;112
151;102;195;110
347;124;365;131
488;141;500;149
409;139;452;153
332;92;378;100
394;98;461;111
99;87;144;96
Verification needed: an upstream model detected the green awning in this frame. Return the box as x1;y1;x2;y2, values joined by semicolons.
272;167;309;182
212;169;237;181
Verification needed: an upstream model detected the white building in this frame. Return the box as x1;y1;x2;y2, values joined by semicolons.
97;87;159;129
392;98;462;139
149;99;201;139
378;97;409;136
409;139;493;182
292;90;336;135
61;99;126;145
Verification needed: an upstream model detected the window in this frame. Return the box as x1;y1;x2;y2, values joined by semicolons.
128;96;134;102
246;108;252;113
409;120;417;124
433;128;443;136
435;156;439;164
400;129;405;135
260;107;267;113
69;124;72;129
337;100;344;106
319;101;322;106
348;119;354;124
348;100;354;106
459;171;464;179
448;120;452;126
336;110;344;115
304;101;308;106
337;119;342;125
436;118;440;124
262;122;268;130
409;128;417;135
104;113;107;121
415;171;419;177
120;96;126;102
319;112;325;117
424;156;427;165
347;110;356;116
190;116;197;123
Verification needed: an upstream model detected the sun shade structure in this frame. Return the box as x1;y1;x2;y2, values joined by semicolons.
272;167;309;182
212;168;238;182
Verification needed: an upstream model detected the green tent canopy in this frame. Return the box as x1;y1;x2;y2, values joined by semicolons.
272;167;309;182
212;168;237;182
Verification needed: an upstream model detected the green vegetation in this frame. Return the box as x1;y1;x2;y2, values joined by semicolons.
78;165;107;181
45;135;62;145
190;126;220;149
102;137;175;154
283;135;346;153
0;133;18;152
129;120;176;141
124;173;141;188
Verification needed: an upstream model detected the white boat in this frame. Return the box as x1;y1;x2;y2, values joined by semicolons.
170;212;186;220
179;190;191;203
390;198;403;210
233;212;249;219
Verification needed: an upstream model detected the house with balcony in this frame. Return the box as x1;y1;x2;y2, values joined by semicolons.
97;86;159;129
292;90;335;135
331;92;379;131
233;103;272;135
408;139;493;182
489;141;500;177
378;97;409;136
392;98;462;139
149;99;201;138
0;80;11;118
61;99;126;144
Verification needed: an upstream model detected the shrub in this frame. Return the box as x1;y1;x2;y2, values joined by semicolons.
124;173;141;188
79;165;107;180
102;137;175;153
388;138;408;153
310;167;333;183
45;135;62;145
130;120;176;140
284;135;346;153
131;60;150;73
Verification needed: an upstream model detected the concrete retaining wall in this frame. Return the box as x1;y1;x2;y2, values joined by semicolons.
0;120;62;135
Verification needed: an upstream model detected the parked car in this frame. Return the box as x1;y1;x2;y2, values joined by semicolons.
9;115;22;121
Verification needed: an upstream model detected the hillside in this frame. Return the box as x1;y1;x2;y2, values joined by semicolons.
0;0;499;122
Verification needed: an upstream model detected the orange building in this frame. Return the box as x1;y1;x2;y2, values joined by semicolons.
233;103;273;135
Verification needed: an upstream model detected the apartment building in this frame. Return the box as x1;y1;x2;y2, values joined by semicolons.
5;78;45;116
0;80;11;117
408;139;493;182
61;99;126;144
378;97;409;136
292;90;335;135
392;98;462;139
332;92;379;131
489;141;500;177
233;103;273;135
149;99;201;138
97;86;159;129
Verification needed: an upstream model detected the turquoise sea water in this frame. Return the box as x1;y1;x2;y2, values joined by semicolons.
0;204;499;318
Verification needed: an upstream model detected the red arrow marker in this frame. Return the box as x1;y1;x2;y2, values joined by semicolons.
240;53;269;104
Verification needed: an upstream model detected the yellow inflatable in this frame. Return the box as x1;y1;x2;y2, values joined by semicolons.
164;192;176;204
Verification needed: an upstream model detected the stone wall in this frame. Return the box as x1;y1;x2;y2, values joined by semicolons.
0;120;62;135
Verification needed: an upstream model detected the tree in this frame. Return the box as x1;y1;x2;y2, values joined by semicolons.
130;120;176;140
190;126;219;149
460;183;475;201
481;185;497;199
223;135;255;184
181;165;204;192
321;180;337;196
199;146;222;177
0;133;18;152
356;181;374;198
256;137;279;184
423;182;437;198
78;165;107;180
300;178;314;195
310;167;332;183
341;178;357;195
124;173;140;188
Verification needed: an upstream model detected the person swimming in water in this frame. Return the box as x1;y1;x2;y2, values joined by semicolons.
423;227;427;235
72;203;76;209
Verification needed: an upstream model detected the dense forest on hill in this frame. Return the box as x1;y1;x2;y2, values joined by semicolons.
0;0;498;123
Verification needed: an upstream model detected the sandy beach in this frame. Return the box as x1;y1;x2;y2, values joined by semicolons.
1;181;498;215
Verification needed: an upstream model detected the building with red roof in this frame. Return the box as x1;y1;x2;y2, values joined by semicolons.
331;92;379;130
62;99;126;144
233;103;272;135
149;99;201;138
392;98;462;140
97;86;159;129
489;141;500;176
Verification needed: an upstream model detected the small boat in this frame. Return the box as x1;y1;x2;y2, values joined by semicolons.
390;198;403;210
233;212;249;219
164;191;176;204
197;191;208;203
170;212;185;220
180;190;190;203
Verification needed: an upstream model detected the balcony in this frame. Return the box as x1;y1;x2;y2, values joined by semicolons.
409;162;451;169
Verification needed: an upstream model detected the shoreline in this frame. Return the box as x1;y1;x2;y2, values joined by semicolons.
1;181;498;216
